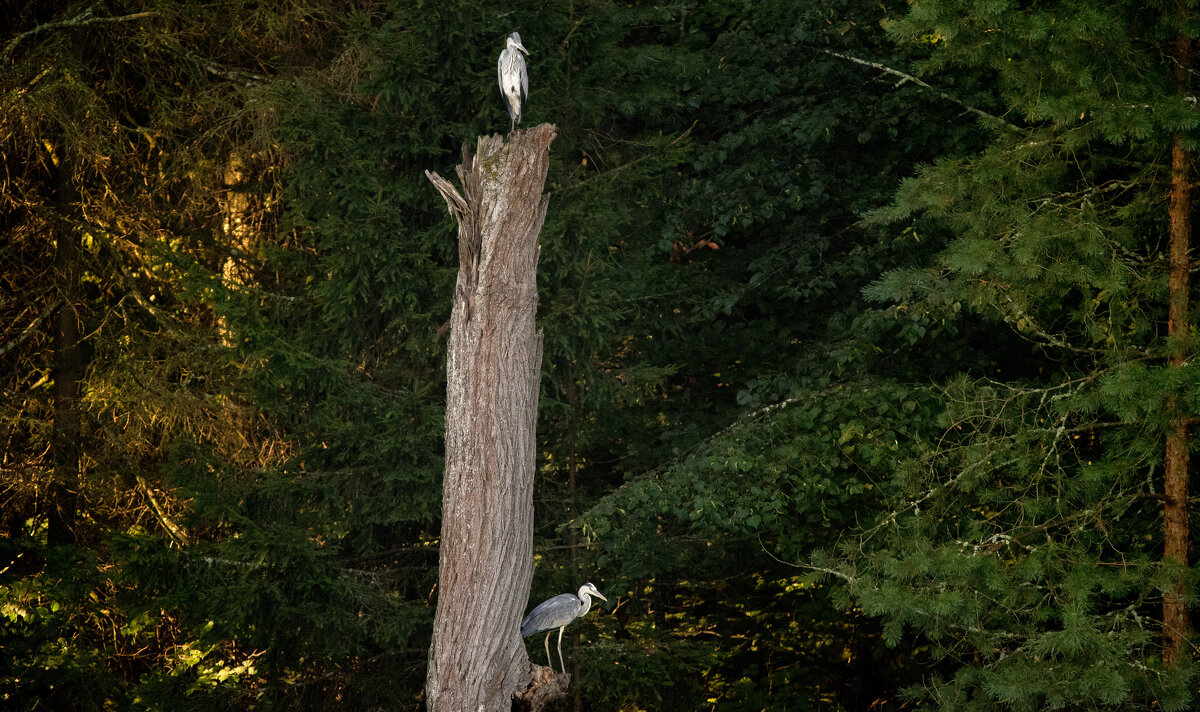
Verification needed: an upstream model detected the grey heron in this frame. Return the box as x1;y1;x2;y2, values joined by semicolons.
520;582;607;673
497;31;530;133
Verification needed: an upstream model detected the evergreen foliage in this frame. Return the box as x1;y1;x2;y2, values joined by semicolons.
824;0;1198;708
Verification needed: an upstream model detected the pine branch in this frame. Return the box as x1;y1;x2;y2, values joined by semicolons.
820;49;1024;133
994;290;1123;356
757;535;857;583
3;7;159;63
864;455;1025;539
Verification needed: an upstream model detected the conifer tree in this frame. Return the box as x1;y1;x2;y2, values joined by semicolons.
818;0;1199;708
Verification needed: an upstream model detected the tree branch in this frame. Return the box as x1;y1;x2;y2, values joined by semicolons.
758;536;858;584
135;474;190;546
821;49;1024;133
3;8;159;63
0;297;63;358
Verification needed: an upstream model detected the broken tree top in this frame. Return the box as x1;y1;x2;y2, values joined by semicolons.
424;124;556;326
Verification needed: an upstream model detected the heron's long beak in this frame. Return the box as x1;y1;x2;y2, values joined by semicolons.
517;42;530;55
593;591;608;602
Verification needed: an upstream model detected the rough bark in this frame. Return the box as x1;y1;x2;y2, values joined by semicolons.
424;124;557;712
1163;26;1192;667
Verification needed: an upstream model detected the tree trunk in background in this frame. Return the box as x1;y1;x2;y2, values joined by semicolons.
1163;26;1192;667
217;154;262;454
424;124;557;712
48;161;81;547
219;154;256;346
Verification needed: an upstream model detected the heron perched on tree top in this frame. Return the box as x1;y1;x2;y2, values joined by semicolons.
520;582;607;673
497;31;530;133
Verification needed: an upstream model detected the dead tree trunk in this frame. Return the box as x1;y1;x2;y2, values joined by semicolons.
424;124;556;712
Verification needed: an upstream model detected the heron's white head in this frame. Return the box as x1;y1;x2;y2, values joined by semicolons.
507;32;530;55
579;582;607;603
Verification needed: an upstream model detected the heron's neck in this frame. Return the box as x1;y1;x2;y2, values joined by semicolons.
578;592;592;617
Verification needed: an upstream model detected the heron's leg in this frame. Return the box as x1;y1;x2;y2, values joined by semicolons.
543;631;553;671
556;626;566;674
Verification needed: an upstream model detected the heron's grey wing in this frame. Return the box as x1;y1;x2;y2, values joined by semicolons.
520;593;579;636
498;50;514;118
518;54;528;104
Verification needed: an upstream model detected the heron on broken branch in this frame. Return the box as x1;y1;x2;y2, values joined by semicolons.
498;31;530;133
520;582;607;673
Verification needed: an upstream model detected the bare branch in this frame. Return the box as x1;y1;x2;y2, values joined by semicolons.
821;49;1024;133
0;297;63;358
758;535;857;583
135;474;190;546
3;8;159;63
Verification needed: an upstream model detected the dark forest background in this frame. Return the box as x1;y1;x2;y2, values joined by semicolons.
3;1;1198;710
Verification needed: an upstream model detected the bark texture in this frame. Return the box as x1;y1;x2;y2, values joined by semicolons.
1163;27;1192;668
424;123;556;712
